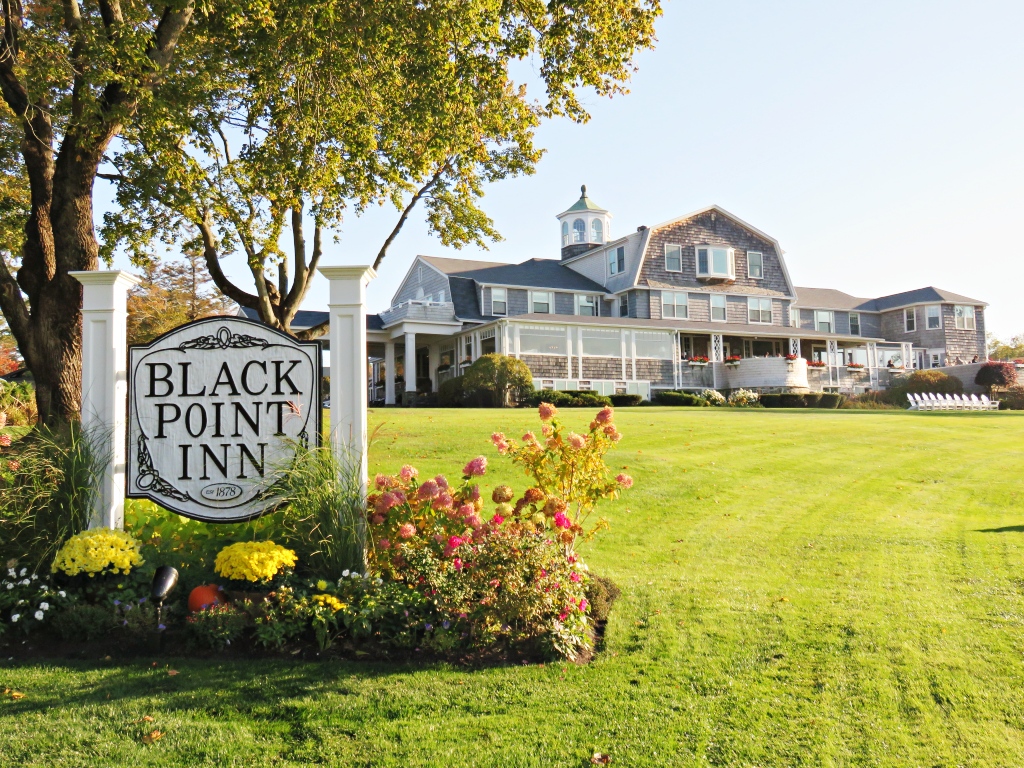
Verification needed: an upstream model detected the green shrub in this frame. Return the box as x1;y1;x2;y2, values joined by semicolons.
840;391;901;410
759;393;782;408
654;390;705;407
50;603;117;642
817;393;844;409
415;377;432;394
586;575;621;623
609;394;642;407
0;381;36;426
803;393;822;408
1001;385;1024;410
186;603;251;650
779;393;806;408
886;370;963;406
528;390;612;408
975;361;1016;393
463;354;535;407
437;376;465;407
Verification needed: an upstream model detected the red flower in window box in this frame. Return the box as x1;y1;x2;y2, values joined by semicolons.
807;360;827;368
724;355;742;364
846;362;866;369
785;353;798;361
687;355;709;365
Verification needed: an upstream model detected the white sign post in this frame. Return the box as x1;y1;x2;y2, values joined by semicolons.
126;317;322;522
319;265;376;494
70;270;142;530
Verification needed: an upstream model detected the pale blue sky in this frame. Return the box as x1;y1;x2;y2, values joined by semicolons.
105;0;1024;337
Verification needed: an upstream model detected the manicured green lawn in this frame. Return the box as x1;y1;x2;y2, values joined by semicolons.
4;407;1024;767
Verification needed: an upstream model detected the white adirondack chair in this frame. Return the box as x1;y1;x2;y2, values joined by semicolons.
928;393;944;410
916;393;933;411
907;393;919;410
981;394;1000;411
970;394;983;410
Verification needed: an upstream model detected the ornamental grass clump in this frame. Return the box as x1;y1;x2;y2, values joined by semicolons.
214;541;297;586
52;528;144;578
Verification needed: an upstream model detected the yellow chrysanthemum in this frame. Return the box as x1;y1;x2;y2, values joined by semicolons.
313;594;345;613
51;528;144;577
214;541;297;583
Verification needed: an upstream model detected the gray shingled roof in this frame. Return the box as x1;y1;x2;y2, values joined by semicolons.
448;276;491;323
422;256;606;293
872;286;986;310
793;288;878;311
238;306;383;330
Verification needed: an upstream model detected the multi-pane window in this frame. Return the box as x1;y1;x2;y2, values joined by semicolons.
711;294;727;322
519;325;567;355
591;220;603;243
904;308;916;332
815;310;834;333
561;221;570;247
954;305;976;330
747;252;764;279
608;246;625;276
491;287;507;315
530;291;552;314
580;328;621;357
747;297;772;324
576;295;598;316
849;312;861;336
634;331;674;359
696;246;734;278
665;244;682;272
572;219;586;243
661;291;688;319
926;305;941;330
619;294;629;317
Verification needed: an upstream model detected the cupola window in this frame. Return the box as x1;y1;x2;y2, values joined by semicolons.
591;220;603;243
573;219;586;243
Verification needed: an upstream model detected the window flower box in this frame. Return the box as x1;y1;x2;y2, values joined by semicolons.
785;353;799;362
807;360;826;368
846;363;866;370
687;356;709;367
724;355;742;367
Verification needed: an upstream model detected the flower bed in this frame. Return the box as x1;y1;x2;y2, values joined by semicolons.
0;405;631;663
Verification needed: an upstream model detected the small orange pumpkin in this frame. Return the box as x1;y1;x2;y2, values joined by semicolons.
188;584;224;613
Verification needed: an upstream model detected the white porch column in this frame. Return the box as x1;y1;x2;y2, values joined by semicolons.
788;337;801;357
384;341;396;405
427;344;438;392
867;342;878;389
710;332;724;390
901;342;914;369
404;332;417;393
70;270;142;530
319;265;377;493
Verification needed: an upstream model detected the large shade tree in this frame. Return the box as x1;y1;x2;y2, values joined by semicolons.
0;0;202;424
102;0;662;338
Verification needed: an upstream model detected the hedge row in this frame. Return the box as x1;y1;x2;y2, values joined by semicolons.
527;390;612;408
654;391;706;407
760;392;843;409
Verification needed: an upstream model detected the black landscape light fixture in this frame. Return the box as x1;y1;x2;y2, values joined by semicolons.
151;566;179;630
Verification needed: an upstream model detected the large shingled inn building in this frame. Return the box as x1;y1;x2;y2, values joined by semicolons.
242;187;988;404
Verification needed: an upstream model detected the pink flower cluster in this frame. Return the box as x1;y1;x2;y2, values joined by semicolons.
0;434;10;448
491;432;510;454
538;402;558;422
616;473;634;489
463;456;487;477
553;511;572;530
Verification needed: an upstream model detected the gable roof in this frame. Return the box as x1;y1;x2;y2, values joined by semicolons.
793;287;878;311
872;286;986;311
793;286;987;312
422;255;606;292
636;204;797;298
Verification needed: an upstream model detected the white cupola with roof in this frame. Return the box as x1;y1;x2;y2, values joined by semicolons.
556;185;611;260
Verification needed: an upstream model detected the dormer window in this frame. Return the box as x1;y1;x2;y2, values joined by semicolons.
572;219;586;243
608;246;625;276
696;245;735;281
591;220;603;243
491;287;507;315
747;252;763;279
576;295;598;316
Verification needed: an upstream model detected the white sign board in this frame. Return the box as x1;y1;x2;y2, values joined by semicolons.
127;317;321;522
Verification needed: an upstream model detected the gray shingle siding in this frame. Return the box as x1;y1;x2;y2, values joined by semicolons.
687;293;710;323
726;296;748;324
834;312;851;335
507;289;529;316
858;313;881;338
554;292;576;315
640;211;791;297
775;299;788;327
799;309;815;331
633;290;650;319
395;263;450;305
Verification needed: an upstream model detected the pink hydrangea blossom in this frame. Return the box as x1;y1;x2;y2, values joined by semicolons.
398;523;417;539
453;558;464;571
378;538;391;550
463;456;487;477
435;492;454;510
469;485;481;501
578;598;588;612
448;535;464;549
490;432;510;454
603;425;622;442
489;579;501;589
417;479;439;498
434;475;449;489
0;434;10;448
371;514;385;526
374;473;393;490
399;465;418;481
553;511;572;530
521;431;537;444
490;513;505;526
567;432;586;449
616;473;634;489
466;514;483;529
570;571;581;582
375;492;401;514
595;406;614;424
541;424;552;436
457;503;475;518
538;402;558;421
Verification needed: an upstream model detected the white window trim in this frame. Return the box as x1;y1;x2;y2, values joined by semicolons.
491;287;507;316
518;324;569;356
575;294;599;317
710;294;728;323
608;245;625;277
904;308;916;333
529;291;553;314
815;310;834;334
579;328;622;358
591;219;604;244
747;296;772;324
925;305;941;330
954;305;976;331
619;294;629;318
661;291;688;320
849;312;861;336
746;251;764;280
664;243;683;273
696;244;736;280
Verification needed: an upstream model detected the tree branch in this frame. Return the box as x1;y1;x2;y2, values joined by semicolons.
196;215;261;310
286;222;322;331
373;161;451;271
0;252;32;349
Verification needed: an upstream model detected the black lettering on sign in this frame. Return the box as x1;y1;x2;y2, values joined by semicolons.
211;402;224;437
238;443;267;479
185;403;207;437
179;362;206;397
201;444;230;480
210;363;240;396
232;402;261;437
266;401;289;435
272;360;302;395
241;361;268;395
147;363;173;397
178;444;192;480
156;404;180;438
